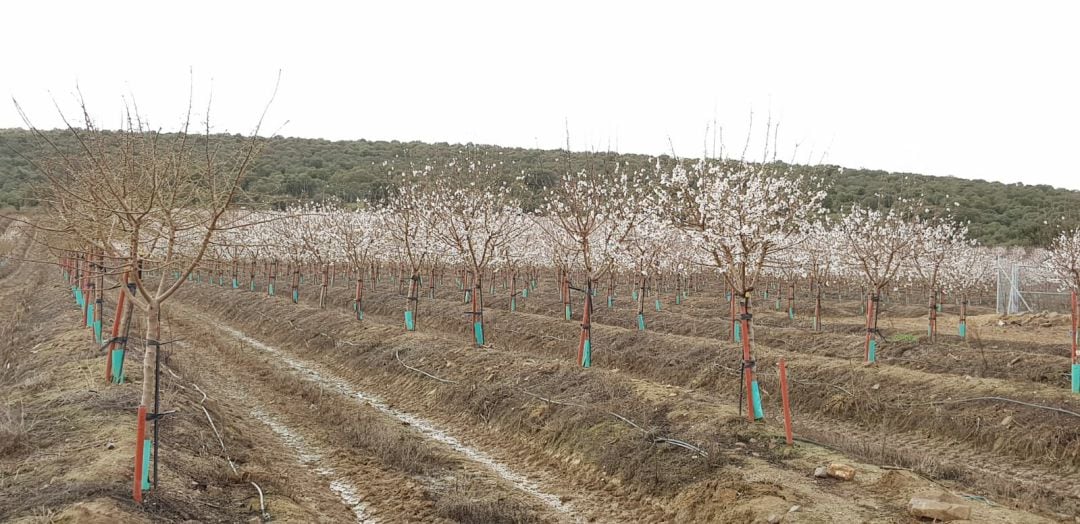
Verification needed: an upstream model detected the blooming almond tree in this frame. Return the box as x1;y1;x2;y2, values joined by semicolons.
384;168;436;331
287;201;342;308
837;203;919;362
417;156;529;346
330;206;387;320
496;212;542;312
799;221;840;331
614;209;669;331
1045;227;1080;391
665;158;825;421
542;158;647;367
269;208;310;304
909;217;970;343
942;242;994;340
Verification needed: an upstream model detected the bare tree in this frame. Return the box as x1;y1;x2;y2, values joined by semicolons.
18;82;277;499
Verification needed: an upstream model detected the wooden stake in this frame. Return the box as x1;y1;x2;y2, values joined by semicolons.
779;358;793;446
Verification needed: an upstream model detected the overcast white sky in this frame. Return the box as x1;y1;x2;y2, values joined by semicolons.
2;1;1078;189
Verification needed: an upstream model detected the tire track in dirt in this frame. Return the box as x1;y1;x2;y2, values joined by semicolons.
246;404;374;522
0;221;36;283
164;312;562;523
175;340;376;521
207;321;578;520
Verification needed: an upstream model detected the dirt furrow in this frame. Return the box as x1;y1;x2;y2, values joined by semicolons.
170;280;1062;522
161;308;564;523
247;405;374;522
210;320;575;519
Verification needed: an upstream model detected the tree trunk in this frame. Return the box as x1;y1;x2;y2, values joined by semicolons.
959;293;968;339
577;278;593;367
637;276;647;330
739;292;761;421
291;266;301;304
814;290;823;332
730;285;738;341
928;289;938;343
405;272;419;331
510;271;517;312
354;275;364;320
562;271;571;320
140;300;161;408
787;281;795;320
319;264;329;309
865;292;880;362
472;270;484;346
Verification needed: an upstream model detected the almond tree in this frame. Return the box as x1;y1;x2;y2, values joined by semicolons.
417;157;528;346
269;208;309;304
21;87;275;500
909;218;970;343
496;212;541;312
837;203;918;362
614;210;668;331
942;242;994;340
330;207;386;320
541;158;646;367
770;251;808;321
664;158;825;420
288;201;341;308
800;221;840;331
1045;227;1080;388
384;168;435;331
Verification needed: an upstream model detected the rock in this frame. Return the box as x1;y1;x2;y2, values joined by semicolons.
813;466;829;478
1000;415;1014;426
908;496;971;521
767;514;783;524
871;383;880;390
105;442;115;450
788;505;801;513
826;463;856;481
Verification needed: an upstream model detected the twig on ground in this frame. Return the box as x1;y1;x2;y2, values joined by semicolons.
395;348;458;384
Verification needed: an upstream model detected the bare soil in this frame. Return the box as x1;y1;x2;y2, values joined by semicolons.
2;244;1075;523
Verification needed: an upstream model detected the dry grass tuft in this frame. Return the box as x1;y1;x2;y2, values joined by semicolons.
0;404;33;456
433;476;542;524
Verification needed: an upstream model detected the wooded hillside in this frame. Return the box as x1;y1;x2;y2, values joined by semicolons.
1;128;1075;246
